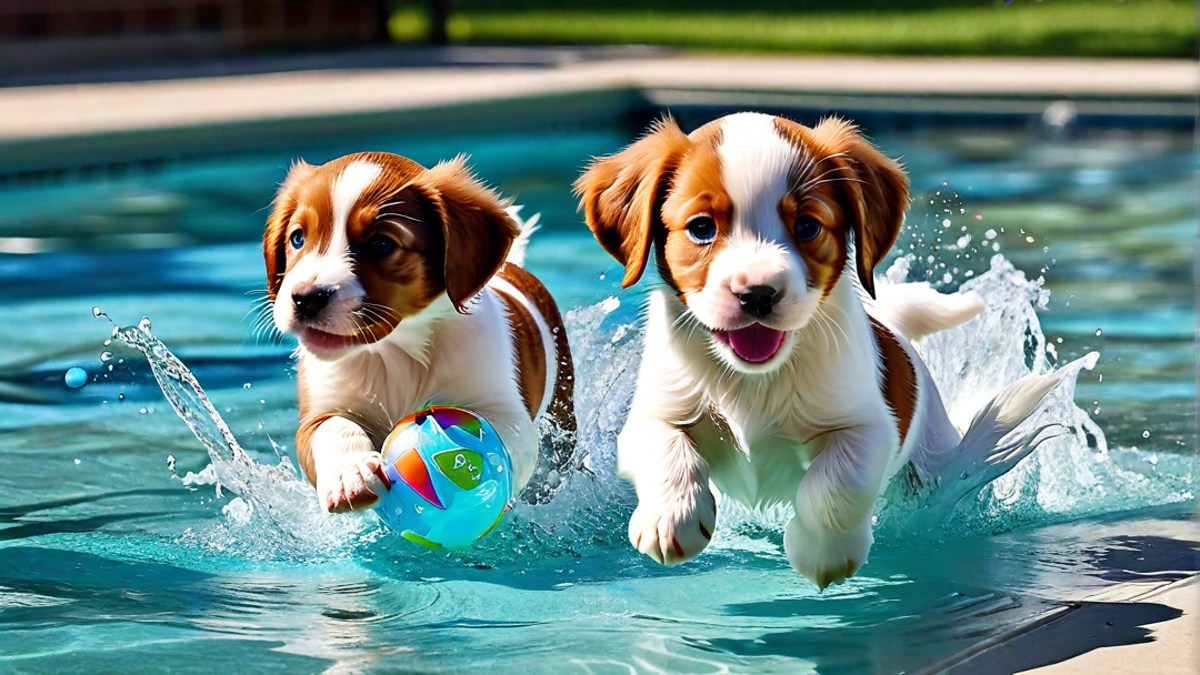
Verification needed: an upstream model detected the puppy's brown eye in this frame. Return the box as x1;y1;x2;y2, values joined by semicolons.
366;235;396;256
793;216;821;242
685;214;717;245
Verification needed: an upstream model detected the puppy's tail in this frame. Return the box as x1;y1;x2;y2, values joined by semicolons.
505;205;541;268
911;351;1099;506
869;281;984;341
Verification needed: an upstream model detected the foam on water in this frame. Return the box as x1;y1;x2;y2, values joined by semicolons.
108;247;1192;567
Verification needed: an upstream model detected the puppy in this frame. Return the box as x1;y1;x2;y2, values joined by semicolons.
264;152;575;513
577;113;1077;587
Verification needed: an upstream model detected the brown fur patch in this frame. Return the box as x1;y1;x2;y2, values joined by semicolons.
658;123;728;300
574;116;693;288
870;318;917;446
497;264;577;434
419;158;519;309
774;117;909;299
496;287;546;420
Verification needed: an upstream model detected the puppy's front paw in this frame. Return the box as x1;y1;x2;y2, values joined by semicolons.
784;516;873;590
317;453;389;514
629;481;716;566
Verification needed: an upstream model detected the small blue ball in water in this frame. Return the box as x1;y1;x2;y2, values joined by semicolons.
64;367;88;389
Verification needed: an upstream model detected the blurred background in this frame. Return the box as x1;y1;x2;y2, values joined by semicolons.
0;0;1191;79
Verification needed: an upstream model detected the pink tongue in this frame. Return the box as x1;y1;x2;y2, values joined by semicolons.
717;324;787;363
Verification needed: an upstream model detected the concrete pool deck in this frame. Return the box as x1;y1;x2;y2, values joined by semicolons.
0;49;1194;145
0;48;1194;673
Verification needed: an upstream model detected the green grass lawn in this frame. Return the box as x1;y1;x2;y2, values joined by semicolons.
389;0;1195;58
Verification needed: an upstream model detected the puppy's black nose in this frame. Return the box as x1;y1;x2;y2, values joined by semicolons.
739;285;778;318
292;285;334;320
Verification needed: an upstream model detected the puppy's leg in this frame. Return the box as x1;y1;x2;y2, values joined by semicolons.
298;415;388;514
785;421;893;589
619;414;717;566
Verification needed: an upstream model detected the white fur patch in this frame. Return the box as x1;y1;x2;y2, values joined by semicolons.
718;112;799;245
331;160;382;245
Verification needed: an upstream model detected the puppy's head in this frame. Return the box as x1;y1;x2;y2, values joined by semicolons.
576;113;908;373
264;152;516;361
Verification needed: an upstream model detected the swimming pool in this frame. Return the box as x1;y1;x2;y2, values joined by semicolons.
0;100;1194;673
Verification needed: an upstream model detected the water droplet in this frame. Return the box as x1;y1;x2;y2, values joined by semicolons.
74;458;81;465
1142;430;1150;439
941;219;952;228
103;339;112;346
167;455;176;471
1097;374;1103;383
243;383;252;389
118;393;125;401
139;407;148;414
100;351;114;362
64;367;88;389
1094;329;1103;337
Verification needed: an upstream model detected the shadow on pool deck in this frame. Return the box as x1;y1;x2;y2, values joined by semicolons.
948;599;1185;675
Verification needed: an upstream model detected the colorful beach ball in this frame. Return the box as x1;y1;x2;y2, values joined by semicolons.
374;405;513;549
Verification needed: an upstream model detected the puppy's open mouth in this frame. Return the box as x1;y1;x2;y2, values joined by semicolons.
302;327;358;352
713;324;788;363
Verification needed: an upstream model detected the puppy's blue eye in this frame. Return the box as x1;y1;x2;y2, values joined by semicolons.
793;216;821;242
367;236;396;255
289;230;304;249
685;214;717;245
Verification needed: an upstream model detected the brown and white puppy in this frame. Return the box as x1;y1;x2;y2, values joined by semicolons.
264;151;574;513
577;113;1080;588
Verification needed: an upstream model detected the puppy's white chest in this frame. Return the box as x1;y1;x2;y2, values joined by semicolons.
698;407;826;507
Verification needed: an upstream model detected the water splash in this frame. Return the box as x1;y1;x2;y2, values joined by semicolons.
110;315;364;560
873;255;1192;537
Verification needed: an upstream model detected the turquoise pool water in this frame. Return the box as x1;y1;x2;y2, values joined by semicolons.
0;113;1195;673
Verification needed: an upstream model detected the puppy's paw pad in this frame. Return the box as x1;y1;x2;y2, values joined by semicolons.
629;485;716;566
784;517;873;590
319;454;388;514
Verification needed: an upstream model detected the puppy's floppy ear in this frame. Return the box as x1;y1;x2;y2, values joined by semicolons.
263;160;314;299
812;117;909;299
418;157;518;312
574;116;692;288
